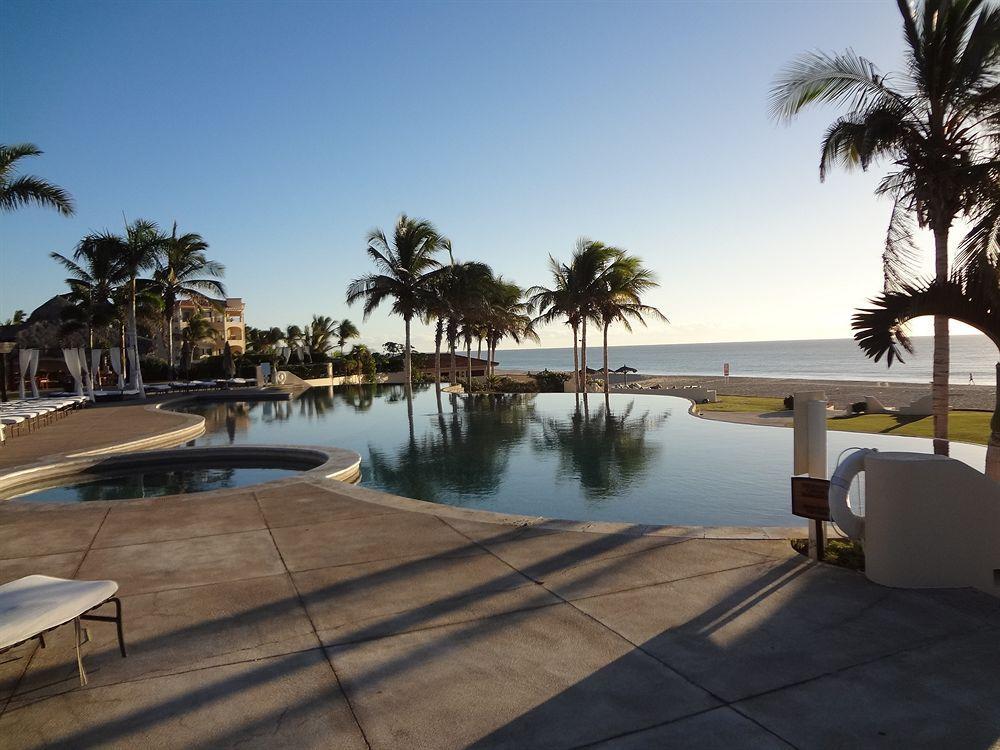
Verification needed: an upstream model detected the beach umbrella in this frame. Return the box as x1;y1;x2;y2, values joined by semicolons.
614;365;638;387
180;339;193;379
222;342;236;380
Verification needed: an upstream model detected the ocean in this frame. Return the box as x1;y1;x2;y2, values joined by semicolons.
495;335;997;385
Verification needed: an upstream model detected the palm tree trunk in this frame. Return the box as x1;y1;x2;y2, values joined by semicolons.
581;316;588;393
129;276;145;399
403;314;412;390
434;319;443;387
932;225;950;455
987;362;1000;481
466;339;473;389
450;338;456;385
571;321;580;393
603;322;610;395
477;338;482;361
167;312;175;379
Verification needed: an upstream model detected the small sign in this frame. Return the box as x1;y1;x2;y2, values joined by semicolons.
791;477;831;521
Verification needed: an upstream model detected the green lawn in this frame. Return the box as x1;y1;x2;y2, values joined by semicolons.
700;395;992;445
827;411;992;446
696;396;787;413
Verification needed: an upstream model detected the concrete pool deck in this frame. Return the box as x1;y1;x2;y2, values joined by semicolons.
0;402;999;748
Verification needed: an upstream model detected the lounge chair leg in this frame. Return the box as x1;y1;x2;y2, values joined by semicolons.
74;617;88;686
113;597;126;657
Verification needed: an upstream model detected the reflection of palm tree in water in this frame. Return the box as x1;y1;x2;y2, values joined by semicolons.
367;392;536;503
533;394;667;499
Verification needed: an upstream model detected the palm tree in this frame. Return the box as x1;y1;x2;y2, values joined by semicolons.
445;261;494;388
153;224;225;375
483;278;539;378
307;315;337;356
0;143;74;216
530;239;622;393
1;310;26;326
335;318;360;354
246;326;284;355
594;255;668;393
51;235;126;348
854;188;1000;478
183;312;216;350
771;0;1000;455
346;215;445;388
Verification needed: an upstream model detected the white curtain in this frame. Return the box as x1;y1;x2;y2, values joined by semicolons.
28;349;39;398
18;348;30;399
91;349;102;391
280;347;290;364
63;348;83;395
79;348;95;401
110;347;125;389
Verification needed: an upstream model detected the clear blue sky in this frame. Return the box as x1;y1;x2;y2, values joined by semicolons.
1;0;959;351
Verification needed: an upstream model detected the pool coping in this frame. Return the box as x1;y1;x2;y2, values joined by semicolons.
0;444;361;503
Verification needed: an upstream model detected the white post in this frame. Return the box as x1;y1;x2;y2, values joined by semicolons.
793;391;828;560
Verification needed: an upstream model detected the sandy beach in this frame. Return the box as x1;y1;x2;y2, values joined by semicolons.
498;370;996;410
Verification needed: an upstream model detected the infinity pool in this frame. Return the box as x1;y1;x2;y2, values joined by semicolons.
179;385;987;526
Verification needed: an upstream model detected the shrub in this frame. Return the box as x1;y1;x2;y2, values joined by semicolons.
139;356;169;382
783;395;794;410
850;401;868;414
531;369;571;393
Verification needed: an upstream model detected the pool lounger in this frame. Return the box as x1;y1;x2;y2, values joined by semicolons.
0;575;127;686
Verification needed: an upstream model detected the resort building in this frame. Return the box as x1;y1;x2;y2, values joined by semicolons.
176;297;246;358
416;354;496;379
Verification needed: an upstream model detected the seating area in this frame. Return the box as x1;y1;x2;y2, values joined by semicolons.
0;396;89;444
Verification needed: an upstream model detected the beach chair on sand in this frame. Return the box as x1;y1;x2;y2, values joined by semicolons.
0;576;127;686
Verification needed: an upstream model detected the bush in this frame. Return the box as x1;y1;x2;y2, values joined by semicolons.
139;356;169;382
850;401;868;414
783;395;794;410
531;369;571;393
497;378;537;393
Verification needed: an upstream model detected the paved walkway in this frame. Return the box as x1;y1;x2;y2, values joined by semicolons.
0;403;199;471
1;479;998;749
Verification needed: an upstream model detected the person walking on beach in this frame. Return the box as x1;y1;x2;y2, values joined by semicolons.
969;372;975;386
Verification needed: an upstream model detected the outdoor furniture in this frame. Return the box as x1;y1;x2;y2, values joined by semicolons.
0;575;126;686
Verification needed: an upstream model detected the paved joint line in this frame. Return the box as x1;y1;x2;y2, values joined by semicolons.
440;516;801;750
253;490;372;750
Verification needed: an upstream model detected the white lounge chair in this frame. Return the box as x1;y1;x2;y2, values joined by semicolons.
0;575;127;686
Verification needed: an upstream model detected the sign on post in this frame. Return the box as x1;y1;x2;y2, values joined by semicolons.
791;477;831;521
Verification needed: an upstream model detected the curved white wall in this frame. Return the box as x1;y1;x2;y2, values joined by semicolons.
864;452;1000;597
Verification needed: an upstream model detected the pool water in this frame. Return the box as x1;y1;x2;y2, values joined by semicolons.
12;466;299;503
179;385;987;526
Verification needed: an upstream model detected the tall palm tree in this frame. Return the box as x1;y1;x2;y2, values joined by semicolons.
2;310;26;326
346;215;445;388
569;239;624;390
594;255;668;393
0;143;74;216
153;224;225;375
528;257;580;391
50;235;126;348
447;261;494;387
483;277;539;378
335;318;360;354
771;0;1000;455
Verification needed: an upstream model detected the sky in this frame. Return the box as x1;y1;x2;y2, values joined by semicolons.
0;0;976;352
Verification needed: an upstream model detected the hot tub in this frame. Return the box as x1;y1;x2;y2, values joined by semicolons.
0;445;361;504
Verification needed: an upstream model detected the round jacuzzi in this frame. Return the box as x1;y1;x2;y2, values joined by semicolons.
0;445;361;504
